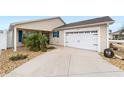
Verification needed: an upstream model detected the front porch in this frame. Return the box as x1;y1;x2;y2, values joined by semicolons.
9;17;65;51
13;28;51;51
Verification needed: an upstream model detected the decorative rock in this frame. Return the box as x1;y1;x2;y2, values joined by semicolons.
0;47;44;76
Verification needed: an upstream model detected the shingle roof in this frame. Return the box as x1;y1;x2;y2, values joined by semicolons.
55;16;114;30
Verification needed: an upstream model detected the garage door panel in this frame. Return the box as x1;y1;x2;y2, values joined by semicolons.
65;31;98;51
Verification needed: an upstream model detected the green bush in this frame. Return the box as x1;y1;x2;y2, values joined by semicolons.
25;33;48;52
9;54;28;61
40;34;48;52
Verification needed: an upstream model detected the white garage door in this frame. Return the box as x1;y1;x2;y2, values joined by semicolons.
65;31;98;51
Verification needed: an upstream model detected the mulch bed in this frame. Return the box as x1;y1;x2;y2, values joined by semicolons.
0;47;44;76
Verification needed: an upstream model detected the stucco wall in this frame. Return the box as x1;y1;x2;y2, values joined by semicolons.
49;31;64;46
15;18;65;31
99;24;107;52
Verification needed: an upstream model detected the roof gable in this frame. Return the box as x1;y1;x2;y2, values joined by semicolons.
9;17;65;31
11;17;65;26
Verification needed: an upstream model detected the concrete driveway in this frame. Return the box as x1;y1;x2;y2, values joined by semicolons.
5;47;124;77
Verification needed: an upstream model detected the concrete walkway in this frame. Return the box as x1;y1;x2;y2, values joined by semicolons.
5;47;124;77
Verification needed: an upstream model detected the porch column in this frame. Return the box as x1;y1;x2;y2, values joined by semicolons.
107;23;109;48
14;27;17;51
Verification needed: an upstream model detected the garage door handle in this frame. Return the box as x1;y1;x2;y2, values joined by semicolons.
93;44;98;46
93;34;98;35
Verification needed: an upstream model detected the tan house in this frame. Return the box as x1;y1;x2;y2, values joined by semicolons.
8;16;114;52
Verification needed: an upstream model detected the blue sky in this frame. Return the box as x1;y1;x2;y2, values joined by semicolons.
0;16;124;32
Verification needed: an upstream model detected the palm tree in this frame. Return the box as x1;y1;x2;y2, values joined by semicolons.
40;34;48;52
25;33;48;52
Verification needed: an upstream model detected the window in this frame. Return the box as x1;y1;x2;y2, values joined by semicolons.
53;31;59;38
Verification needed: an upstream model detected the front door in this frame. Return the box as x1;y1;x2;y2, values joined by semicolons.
19;30;23;42
18;30;23;47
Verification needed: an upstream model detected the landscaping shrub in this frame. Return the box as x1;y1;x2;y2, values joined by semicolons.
25;33;48;52
40;34;48;52
9;54;28;61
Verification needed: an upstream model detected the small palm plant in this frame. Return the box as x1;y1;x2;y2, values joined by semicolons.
25;33;48;52
40;34;48;52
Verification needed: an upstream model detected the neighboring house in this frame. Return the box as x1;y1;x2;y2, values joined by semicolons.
8;16;114;52
112;30;124;40
0;30;7;50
